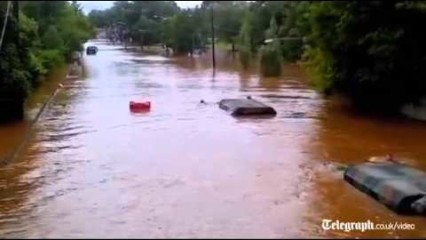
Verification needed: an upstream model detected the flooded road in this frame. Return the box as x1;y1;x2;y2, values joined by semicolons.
0;40;425;238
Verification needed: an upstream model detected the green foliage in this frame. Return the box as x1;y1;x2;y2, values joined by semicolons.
85;0;426;113
0;7;36;99
19;12;46;87
278;1;311;61
19;12;40;48
160;18;173;47
133;15;161;46
0;44;32;99
42;26;65;50
0;1;93;106
248;2;275;51
168;11;196;55
191;6;209;49
64;4;92;52
265;16;278;40
307;1;426;112
88;10;109;28
38;49;65;70
214;2;245;50
304;45;335;94
28;51;47;87
238;10;253;68
22;1;94;57
260;17;282;77
91;1;181;50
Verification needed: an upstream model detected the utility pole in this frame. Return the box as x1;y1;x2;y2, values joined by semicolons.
210;4;216;71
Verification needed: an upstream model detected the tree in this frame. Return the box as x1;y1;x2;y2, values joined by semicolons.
214;1;244;52
1;1;94;121
238;10;253;69
83;0;426;114
90;1;180;48
307;1;426;113
260;17;282;77
168;11;196;55
278;1;311;61
88;10;108;28
42;26;64;50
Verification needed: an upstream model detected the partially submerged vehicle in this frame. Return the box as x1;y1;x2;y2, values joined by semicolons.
344;161;426;215
218;97;276;117
86;46;98;55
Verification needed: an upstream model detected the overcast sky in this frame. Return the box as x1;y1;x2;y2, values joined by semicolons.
78;1;202;14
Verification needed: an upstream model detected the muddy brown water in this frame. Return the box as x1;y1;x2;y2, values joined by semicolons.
0;40;425;238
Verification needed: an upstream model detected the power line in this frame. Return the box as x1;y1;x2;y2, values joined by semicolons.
0;1;11;51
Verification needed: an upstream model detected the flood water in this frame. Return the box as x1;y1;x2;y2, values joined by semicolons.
0;40;425;238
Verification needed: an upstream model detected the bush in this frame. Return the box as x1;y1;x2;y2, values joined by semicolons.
0;44;32;99
27;52;47;88
304;45;335;94
42;26;65;50
307;1;426;113
0;1;93;121
38;49;66;70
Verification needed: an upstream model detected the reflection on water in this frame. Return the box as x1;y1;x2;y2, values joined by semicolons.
0;40;425;238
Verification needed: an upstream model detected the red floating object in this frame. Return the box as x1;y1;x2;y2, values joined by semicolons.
129;101;151;112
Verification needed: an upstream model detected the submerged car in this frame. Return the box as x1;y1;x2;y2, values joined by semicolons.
86;46;98;55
